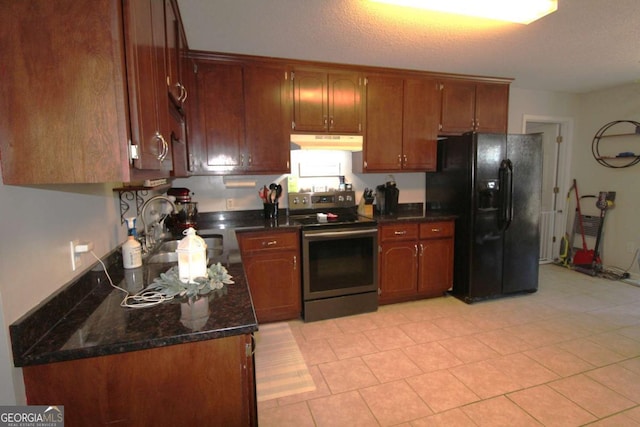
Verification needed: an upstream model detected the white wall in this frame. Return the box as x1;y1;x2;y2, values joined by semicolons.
573;83;640;275
0;178;126;403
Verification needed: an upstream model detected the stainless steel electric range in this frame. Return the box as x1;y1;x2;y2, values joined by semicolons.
288;191;378;322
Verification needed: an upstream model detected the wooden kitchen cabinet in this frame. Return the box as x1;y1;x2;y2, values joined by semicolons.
378;220;454;304
292;70;363;134
417;221;455;298
125;0;173;173
0;0;188;184
165;0;189;107
23;335;257;426
237;229;301;322
439;80;509;135
188;59;290;174
361;75;440;172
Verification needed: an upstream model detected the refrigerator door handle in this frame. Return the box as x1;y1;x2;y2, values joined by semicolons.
498;159;513;230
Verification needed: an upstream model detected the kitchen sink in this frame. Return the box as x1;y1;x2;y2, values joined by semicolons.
145;235;224;264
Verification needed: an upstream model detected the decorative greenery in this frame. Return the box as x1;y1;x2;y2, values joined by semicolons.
145;263;234;300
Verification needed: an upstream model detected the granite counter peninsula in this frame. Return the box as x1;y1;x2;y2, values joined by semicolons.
10;250;258;426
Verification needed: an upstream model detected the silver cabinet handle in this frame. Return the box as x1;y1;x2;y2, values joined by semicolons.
293;255;297;270
394;230;407;235
155;132;168;162
263;240;277;247
414;244;418;257
419;243;424;256
431;228;441;232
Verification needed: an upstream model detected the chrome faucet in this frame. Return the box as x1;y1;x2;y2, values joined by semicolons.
140;195;177;252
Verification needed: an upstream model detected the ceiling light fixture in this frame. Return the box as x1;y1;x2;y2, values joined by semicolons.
370;0;558;24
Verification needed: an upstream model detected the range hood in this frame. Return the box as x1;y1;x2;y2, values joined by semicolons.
290;134;363;152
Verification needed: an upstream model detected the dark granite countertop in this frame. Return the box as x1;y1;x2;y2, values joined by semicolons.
10;250;257;367
372;203;459;224
194;205;457;231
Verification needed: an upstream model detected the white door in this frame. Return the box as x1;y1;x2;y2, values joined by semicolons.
524;116;573;264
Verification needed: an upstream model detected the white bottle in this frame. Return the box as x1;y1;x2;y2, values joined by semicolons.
122;235;142;269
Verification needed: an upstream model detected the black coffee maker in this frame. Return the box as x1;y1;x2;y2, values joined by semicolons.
376;180;399;215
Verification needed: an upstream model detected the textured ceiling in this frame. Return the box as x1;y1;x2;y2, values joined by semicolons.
177;0;640;93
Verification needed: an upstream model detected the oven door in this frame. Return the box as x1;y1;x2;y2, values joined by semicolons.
301;226;378;301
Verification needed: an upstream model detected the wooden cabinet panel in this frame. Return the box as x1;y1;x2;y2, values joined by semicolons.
419;221;455;239
329;73;363;133
193;61;245;171
379;223;419;241
165;0;187;106
243;252;301;322
292;70;362;134
125;0;173;172
440;80;509;135
238;230;301;322
440;80;477;134
418;235;454;298
238;230;299;253
363;74;404;171
0;1;131;183
244;65;291;173
403;77;440;171
361;75;439;173
23;336;256;426
379;241;419;303
475;83;509;133
379;221;454;304
292;70;328;132
190;60;290;175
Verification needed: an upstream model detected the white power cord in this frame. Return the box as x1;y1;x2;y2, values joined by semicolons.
89;251;174;308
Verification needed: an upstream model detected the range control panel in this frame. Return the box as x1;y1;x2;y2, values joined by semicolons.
289;191;356;210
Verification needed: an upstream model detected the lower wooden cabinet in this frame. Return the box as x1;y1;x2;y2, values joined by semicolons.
23;335;256;427
378;220;454;304
237;229;301;323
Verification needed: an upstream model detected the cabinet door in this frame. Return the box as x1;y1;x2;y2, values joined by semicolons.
379;241;418;304
363;75;404;171
418;238;454;298
193;61;245;172
125;0;172;172
24;336;256;426
243;252;301;323
244;65;291;174
0;1;132;184
475;83;509;133
292;70;328;132
402;77;440;171
439;80;476;135
165;0;186;106
328;72;362;133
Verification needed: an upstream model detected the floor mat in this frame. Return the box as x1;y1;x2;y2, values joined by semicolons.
254;322;316;402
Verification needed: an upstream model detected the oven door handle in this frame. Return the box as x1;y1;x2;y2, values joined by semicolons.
304;228;378;239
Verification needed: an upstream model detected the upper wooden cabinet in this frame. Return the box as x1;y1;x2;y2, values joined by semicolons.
292;70;363;134
165;0;189;107
125;0;173;173
359;75;440;172
0;0;188;184
439;80;509;134
188;58;291;175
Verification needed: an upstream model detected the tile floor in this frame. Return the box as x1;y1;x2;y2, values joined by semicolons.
257;264;640;426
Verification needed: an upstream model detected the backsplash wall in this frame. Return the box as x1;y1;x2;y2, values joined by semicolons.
172;149;426;213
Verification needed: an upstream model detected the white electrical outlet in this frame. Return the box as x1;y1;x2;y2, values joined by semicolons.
626;241;635;253
226;198;234;210
70;240;81;271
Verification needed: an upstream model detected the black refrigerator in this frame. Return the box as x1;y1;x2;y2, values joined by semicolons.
426;132;542;303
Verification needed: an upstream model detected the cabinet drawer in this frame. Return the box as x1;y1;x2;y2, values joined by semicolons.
419;221;454;239
379;223;419;241
237;230;299;253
